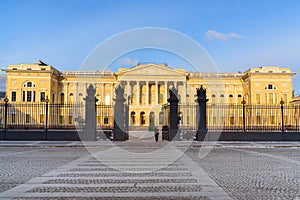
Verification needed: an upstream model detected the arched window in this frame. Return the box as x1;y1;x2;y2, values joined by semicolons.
220;94;225;103
149;112;155;127
69;93;74;104
229;94;234;104
60;93;65;104
22;81;36;102
159;94;163;104
238;94;242;104
78;93;83;103
105;94;110;105
130;111;136;125
23;81;35;88
211;94;216;104
159;112;164;125
265;84;277;90
140;111;146;125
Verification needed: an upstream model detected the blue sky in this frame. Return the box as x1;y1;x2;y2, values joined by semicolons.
0;0;300;93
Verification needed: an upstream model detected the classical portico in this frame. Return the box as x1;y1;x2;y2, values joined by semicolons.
117;63;188;127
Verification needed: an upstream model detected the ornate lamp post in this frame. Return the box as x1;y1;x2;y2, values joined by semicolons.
280;98;285;133
45;96;49;140
241;98;246;132
4;96;8;140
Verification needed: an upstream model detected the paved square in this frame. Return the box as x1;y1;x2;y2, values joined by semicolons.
0;141;299;199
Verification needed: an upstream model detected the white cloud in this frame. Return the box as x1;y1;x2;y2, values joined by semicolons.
117;58;139;66
205;30;243;41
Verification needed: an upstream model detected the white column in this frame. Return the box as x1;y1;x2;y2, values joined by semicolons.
164;81;168;104
190;84;194;103
225;84;228;104
110;83;113;104
174;81;177;89
66;83;69;104
102;83;105;103
146;81;149;106
234;84;237;104
75;83;78;103
155;81;158;105
136;81;140;105
183;82;187;104
127;81;131;103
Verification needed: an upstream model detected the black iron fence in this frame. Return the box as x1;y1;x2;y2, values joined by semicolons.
207;104;300;132
1;101;300;133
96;104;115;131
167;103;300;132
0;102;85;130
0;102;116;131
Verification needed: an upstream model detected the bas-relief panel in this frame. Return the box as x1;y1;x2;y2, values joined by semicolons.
119;65;185;80
11;79;17;85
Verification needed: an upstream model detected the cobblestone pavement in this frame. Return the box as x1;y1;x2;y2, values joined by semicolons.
0;141;299;199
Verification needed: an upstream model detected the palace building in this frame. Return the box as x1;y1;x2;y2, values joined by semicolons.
2;61;297;128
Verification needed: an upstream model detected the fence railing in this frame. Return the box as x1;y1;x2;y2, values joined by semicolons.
1;102;300;133
0;102;116;131
173;103;300;132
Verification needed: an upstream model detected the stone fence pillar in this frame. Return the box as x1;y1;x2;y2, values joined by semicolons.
196;85;208;141
168;87;179;141
113;85;127;141
84;84;97;141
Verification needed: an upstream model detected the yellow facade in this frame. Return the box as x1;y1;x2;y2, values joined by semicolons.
2;61;297;127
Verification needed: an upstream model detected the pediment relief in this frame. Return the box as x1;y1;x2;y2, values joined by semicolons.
117;64;186;80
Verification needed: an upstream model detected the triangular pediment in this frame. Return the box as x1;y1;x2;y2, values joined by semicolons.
117;63;186;80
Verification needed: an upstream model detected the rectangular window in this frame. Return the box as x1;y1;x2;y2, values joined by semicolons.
23;91;26;102
40;114;44;123
27;91;32;102
213;117;217;125
270;116;275;125
11;114;16;124
239;116;243;125
97;116;101;124
256;94;261;104
284;116;288;125
104;117;109;124
230;116;234;125
40;92;46;102
11;91;16;102
68;116;73;124
33;91;36;102
256;116;261;125
221;117;225;125
269;93;273;104
25;114;30;123
52;93;55;103
283;94;288;104
59;115;64;124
